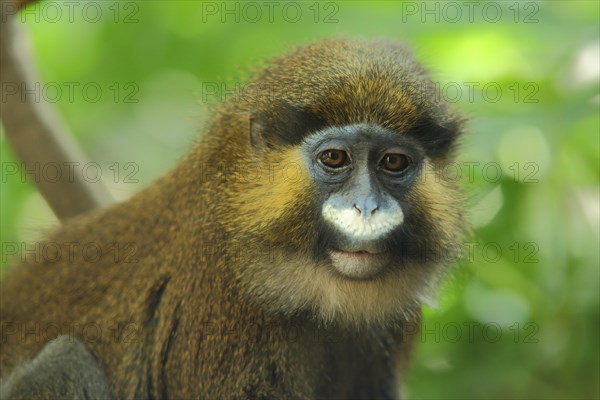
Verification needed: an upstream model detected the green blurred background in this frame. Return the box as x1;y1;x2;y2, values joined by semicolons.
1;1;598;398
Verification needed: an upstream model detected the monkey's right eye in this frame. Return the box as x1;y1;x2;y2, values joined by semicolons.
318;149;349;169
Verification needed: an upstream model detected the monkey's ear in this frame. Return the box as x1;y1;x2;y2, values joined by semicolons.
249;103;326;150
409;115;464;159
248;112;270;149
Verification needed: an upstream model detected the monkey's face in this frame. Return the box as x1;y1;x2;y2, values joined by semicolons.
217;39;463;327
303;123;424;280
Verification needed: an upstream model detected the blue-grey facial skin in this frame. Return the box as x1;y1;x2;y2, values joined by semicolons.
301;123;426;279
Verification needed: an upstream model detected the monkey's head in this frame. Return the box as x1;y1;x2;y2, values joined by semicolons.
206;39;464;328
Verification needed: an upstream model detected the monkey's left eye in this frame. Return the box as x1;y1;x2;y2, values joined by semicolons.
380;153;411;173
318;149;349;169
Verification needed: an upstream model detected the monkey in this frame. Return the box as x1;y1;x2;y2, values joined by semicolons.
0;38;464;399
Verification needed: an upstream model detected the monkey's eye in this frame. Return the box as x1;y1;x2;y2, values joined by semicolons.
319;149;349;169
380;153;411;173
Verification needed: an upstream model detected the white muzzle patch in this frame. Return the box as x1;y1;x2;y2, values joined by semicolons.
321;202;404;241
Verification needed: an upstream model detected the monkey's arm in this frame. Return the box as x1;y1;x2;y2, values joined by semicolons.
0;336;113;400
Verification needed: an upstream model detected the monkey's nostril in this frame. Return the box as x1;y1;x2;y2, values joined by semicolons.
353;203;378;217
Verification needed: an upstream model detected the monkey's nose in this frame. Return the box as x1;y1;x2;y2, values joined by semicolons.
353;198;379;218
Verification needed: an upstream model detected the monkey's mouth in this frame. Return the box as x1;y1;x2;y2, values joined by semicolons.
328;249;391;280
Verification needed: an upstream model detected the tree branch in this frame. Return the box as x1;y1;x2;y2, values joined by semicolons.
1;0;113;220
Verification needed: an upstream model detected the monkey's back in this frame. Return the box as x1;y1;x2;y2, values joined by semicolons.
0;169;222;396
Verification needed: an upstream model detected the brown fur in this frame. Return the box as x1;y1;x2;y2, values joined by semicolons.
0;39;463;398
